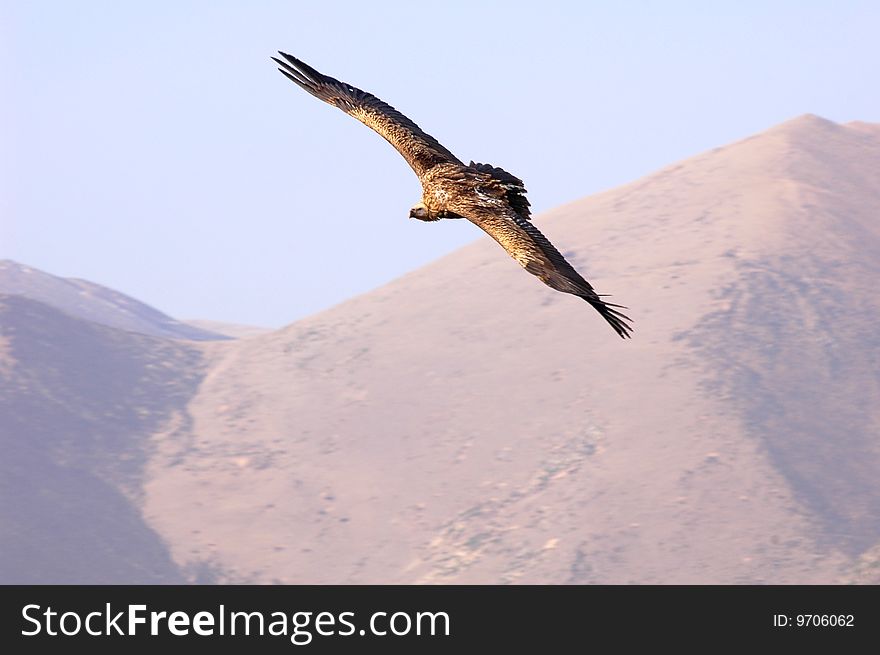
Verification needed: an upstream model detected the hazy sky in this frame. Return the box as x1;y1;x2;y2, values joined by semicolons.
3;1;878;327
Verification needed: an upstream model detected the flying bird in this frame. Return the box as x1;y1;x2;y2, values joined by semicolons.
271;52;632;338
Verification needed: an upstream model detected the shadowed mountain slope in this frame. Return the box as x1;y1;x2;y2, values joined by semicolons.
0;295;205;583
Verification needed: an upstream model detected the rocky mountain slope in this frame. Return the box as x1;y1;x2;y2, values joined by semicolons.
3;115;877;583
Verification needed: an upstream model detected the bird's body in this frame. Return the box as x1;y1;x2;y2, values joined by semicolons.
272;52;632;338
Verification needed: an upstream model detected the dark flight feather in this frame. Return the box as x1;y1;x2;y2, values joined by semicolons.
469;162;531;221
272;52;461;177
455;204;632;338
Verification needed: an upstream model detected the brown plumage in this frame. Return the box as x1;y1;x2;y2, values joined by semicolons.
272;52;632;338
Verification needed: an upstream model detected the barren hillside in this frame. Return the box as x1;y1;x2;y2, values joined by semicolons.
3;115;878;584
0;295;204;582
142;115;879;583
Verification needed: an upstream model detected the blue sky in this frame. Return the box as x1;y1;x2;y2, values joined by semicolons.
3;1;878;326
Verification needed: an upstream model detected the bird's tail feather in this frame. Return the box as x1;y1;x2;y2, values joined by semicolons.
583;295;633;339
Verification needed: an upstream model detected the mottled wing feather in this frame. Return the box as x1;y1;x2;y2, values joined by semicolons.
469;162;532;221
272;52;462;177
460;204;633;338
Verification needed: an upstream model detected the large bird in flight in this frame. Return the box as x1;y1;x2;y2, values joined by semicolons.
271;52;632;338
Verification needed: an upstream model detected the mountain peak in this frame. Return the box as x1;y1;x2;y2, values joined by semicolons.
777;112;839;129
845;119;880;135
0;260;229;341
753;113;880;155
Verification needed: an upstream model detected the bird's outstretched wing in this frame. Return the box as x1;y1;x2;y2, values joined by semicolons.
459;204;633;338
469;162;531;221
272;52;462;178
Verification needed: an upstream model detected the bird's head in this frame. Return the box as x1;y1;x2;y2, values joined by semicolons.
409;201;432;222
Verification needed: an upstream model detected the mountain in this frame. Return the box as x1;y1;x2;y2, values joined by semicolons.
0;260;229;341
0;294;203;583
3;115;878;583
185;319;272;339
140;114;879;583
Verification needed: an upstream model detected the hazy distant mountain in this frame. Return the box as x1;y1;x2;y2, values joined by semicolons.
0;260;229;341
185;319;272;339
3;115;878;583
0;294;203;583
